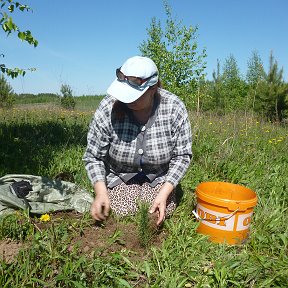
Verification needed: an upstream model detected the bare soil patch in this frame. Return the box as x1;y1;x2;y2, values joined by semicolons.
59;211;166;261
0;239;25;264
0;211;166;263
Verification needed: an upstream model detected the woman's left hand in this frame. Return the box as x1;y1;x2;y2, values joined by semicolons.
149;182;174;225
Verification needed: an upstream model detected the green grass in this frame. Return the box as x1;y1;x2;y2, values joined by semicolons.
74;95;104;111
14;93;104;112
14;93;59;104
0;106;287;287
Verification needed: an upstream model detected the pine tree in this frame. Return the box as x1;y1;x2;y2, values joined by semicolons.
212;59;223;111
221;54;247;111
60;84;75;110
246;51;266;110
0;74;15;108
254;52;288;121
246;50;265;86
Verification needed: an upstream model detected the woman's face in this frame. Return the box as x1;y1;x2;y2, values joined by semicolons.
126;86;157;111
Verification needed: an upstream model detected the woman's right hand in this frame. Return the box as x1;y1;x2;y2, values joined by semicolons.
90;181;110;221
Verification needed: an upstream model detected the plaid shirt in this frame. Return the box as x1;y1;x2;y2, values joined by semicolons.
83;88;192;188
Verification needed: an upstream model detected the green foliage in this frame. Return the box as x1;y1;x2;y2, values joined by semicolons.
0;109;90;179
0;73;15;107
60;84;73;98
0;212;34;241
0;106;287;287
220;54;248;111
204;55;247;113
0;0;38;46
60;84;76;110
245;51;266;111
12;93;104;109
0;0;38;78
246;50;266;86
139;0;207;109
136;202;157;248
0;62;36;78
15;93;59;104
211;59;224;111
203;52;288;120
253;52;288;121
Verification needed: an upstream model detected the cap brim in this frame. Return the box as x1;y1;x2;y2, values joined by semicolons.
107;79;149;104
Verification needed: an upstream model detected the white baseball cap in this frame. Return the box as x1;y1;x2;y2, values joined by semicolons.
107;56;159;103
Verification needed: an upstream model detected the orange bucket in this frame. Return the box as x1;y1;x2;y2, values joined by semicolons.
193;182;257;245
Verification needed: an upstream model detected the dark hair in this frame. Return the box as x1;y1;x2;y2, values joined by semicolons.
112;100;127;121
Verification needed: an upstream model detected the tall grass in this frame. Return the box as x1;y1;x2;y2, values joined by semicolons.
74;95;104;111
0;106;287;287
14;93;104;111
15;93;59;104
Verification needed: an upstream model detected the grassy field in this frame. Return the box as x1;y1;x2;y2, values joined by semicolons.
0;98;287;287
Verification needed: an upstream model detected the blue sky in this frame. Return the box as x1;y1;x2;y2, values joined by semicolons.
1;0;287;96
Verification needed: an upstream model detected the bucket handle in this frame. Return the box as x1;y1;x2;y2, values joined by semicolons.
192;207;239;221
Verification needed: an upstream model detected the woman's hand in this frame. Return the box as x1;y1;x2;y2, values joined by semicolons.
149;182;174;225
91;181;110;221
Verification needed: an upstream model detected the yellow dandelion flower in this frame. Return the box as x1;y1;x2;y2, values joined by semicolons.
209;122;213;125
40;214;51;222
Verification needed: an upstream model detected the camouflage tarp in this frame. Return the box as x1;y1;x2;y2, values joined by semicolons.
0;174;93;216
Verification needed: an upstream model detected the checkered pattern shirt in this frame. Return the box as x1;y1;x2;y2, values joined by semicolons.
83;88;192;188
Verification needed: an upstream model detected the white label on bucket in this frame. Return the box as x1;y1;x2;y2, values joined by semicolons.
196;204;235;231
236;212;253;231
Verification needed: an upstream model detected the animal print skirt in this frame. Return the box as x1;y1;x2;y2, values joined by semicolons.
107;180;177;217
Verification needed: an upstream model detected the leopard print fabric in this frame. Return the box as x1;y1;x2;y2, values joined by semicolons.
107;181;176;217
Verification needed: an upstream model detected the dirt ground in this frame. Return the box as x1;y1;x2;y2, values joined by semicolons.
0;211;166;263
71;215;165;260
0;239;25;264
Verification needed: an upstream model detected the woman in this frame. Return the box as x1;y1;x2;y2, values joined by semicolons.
83;56;192;225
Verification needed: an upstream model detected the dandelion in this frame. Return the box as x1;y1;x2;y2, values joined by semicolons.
40;214;51;222
209;122;212;125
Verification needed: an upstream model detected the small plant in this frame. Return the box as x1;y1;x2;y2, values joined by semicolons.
137;201;158;248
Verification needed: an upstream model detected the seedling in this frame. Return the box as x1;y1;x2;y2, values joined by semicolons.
136;201;159;248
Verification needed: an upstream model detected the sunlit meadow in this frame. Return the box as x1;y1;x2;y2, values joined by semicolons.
0;99;287;287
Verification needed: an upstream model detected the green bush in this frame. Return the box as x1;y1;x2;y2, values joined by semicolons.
60;84;75;110
0;74;15;108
